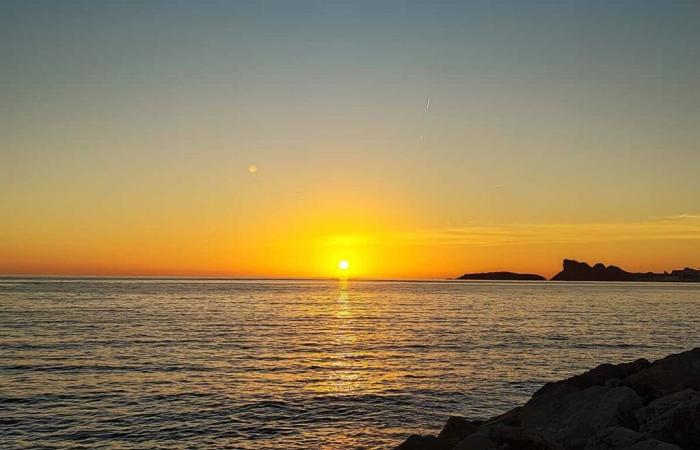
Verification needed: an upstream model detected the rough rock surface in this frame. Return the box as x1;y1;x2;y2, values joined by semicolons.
636;390;700;449
520;386;642;449
583;427;681;450
437;416;480;446
396;435;452;450
393;348;700;450
534;359;651;399
454;424;563;450
624;349;700;398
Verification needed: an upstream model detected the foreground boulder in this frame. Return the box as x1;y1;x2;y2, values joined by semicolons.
396;435;452;450
624;349;700;398
454;424;563;450
533;358;651;399
437;416;481;446
521;386;642;449
636;390;700;449
394;348;700;450
583;426;681;450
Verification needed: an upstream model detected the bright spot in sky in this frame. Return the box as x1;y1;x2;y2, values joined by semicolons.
338;260;350;270
248;165;257;174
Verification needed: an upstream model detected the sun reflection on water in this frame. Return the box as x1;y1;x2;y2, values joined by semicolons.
336;279;351;320
324;279;363;394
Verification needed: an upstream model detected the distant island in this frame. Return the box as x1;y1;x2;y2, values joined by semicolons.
552;259;700;282
456;259;700;282
457;271;546;281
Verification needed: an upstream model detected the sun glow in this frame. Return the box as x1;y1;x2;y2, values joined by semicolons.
338;260;350;271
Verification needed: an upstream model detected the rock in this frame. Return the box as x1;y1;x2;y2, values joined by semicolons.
395;434;452;450
394;349;700;450
437;416;480;446
624;348;700;398
520;386;642;449
636;389;700;449
453;433;498;450
583;426;681;450
534;359;651;399
635;389;697;423
551;259;636;281
454;424;563;450
550;259;700;282
625;442;680;449
482;406;522;427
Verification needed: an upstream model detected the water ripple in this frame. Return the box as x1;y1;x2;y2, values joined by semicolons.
1;279;699;449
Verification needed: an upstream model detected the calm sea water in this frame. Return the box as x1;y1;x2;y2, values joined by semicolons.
1;279;699;449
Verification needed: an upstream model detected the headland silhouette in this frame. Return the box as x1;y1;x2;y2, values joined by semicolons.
456;259;700;282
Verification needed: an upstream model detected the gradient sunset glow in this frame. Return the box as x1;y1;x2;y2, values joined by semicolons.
2;1;699;278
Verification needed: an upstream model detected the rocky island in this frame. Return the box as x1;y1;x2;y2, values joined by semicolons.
395;347;700;450
552;259;700;282
457;272;546;281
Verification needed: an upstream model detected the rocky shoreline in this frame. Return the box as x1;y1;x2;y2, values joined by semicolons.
395;348;700;450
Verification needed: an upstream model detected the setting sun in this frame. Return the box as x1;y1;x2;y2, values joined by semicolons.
338;260;350;271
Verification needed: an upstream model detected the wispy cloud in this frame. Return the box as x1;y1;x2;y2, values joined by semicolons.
659;213;700;221
403;215;700;247
320;215;700;248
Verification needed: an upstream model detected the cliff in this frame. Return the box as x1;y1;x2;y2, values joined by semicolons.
395;347;700;450
551;259;700;282
457;272;545;281
551;259;636;281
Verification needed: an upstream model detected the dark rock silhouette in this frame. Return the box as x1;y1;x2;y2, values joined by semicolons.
457;272;546;281
454;424;563;450
624;348;700;398
396;435;452;450
583;426;679;450
394;348;700;450
533;358;652;399
551;260;700;282
457;261;699;283
438;417;481;446
551;259;636;281
520;386;642;449
636;390;700;449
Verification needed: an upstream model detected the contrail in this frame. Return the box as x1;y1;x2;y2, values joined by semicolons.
426;98;431;111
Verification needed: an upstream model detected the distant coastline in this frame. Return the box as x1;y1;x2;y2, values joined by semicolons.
456;259;700;282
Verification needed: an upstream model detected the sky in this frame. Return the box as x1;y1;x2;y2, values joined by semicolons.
2;0;699;278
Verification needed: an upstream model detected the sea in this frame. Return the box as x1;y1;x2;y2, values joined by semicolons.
2;278;699;449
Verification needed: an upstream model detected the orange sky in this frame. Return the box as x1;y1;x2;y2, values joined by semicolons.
2;2;699;278
2;198;698;278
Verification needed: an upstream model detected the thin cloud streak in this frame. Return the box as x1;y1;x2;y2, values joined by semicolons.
321;215;700;248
